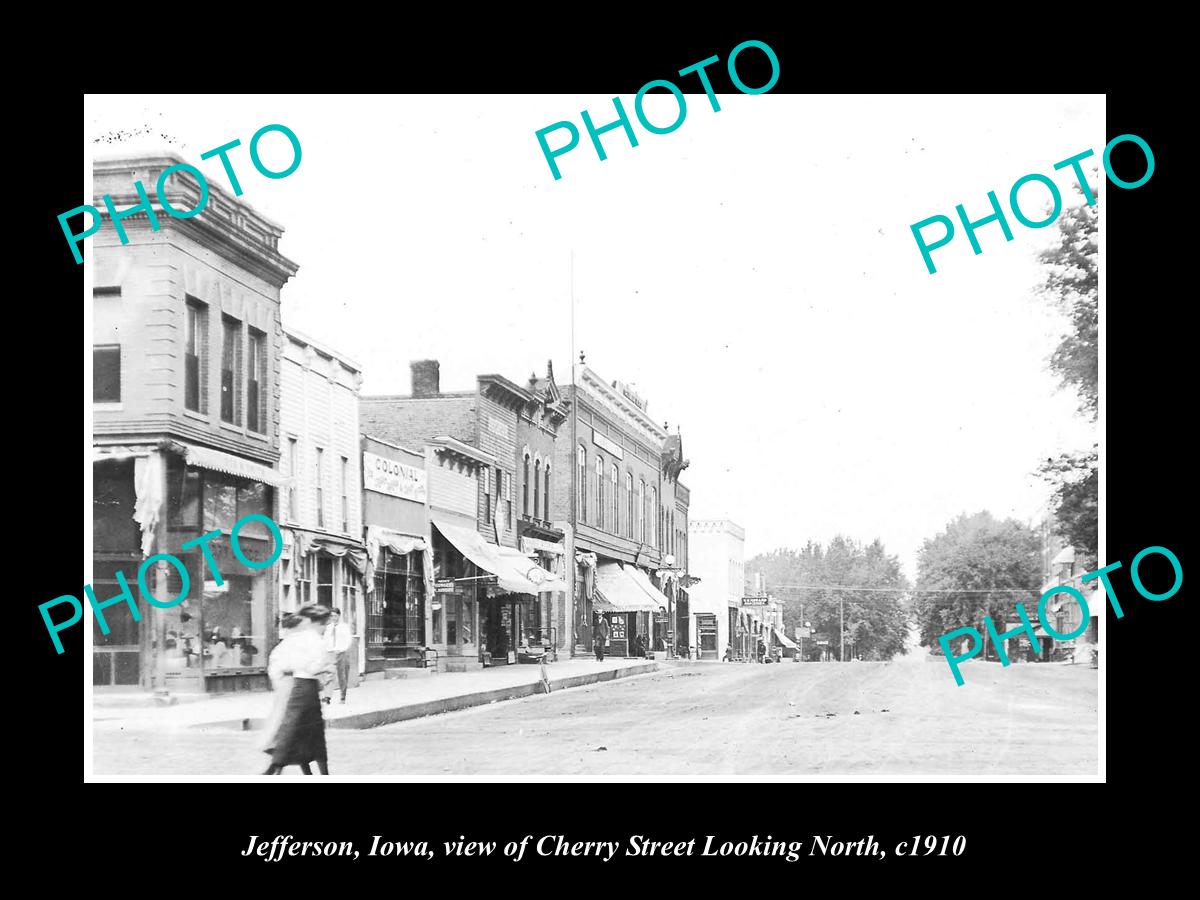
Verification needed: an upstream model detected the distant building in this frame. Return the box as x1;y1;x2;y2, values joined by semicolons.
687;519;744;660
91;155;298;693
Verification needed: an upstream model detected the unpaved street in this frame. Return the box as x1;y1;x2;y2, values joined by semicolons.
92;658;1098;777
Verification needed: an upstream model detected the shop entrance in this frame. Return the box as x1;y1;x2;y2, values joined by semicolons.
697;613;719;660
92;554;142;686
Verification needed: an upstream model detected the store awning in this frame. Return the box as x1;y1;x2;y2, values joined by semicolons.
162;440;290;488
432;519;566;595
625;565;670;612
594;562;662;613
773;628;798;650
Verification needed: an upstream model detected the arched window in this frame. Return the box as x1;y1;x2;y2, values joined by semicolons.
523;454;530;516
544;465;551;521
533;458;541;520
638;479;645;543
577;445;586;521
595;456;605;529
625;472;633;538
610;464;619;534
650;487;658;547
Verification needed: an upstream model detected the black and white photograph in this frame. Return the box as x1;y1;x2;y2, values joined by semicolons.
80;90;1111;781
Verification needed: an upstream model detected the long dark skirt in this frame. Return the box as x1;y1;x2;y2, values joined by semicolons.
266;677;326;766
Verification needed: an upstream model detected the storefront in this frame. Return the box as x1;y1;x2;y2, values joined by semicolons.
365;532;428;672
432;518;567;666
696;613;719;660
594;561;664;657
92;442;288;693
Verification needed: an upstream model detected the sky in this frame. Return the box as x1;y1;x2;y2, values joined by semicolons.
85;93;1103;578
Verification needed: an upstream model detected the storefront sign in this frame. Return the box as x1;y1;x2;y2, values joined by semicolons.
486;416;511;441
591;428;624;459
363;451;427;502
741;597;770;606
434;578;457;593
795;625;811;639
521;537;564;556
609;616;626;640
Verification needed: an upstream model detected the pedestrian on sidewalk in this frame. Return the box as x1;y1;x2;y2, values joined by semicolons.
594;613;610;662
324;607;354;704
261;604;333;776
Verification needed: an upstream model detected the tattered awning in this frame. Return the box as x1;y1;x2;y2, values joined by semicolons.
625;565;670;612
594;562;662;613
160;439;291;488
290;529;368;574
365;524;427;565
433;519;566;595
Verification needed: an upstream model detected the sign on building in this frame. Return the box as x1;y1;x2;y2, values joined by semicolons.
363;451;427;502
591;428;624;459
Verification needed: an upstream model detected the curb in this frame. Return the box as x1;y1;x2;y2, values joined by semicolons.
213;661;660;732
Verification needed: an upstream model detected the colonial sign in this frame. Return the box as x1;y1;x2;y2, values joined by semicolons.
591;428;624;459
363;452;427;502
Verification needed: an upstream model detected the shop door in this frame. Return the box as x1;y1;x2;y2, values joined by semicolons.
697;614;719;660
92;555;142;686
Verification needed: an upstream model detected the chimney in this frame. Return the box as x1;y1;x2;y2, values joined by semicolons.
411;360;440;398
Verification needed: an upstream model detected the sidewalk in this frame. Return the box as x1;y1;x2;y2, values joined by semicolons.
92;657;663;731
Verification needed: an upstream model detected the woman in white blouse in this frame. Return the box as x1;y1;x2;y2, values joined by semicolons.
262;605;333;775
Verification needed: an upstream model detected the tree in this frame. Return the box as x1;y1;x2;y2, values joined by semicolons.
913;511;1042;651
1035;188;1098;563
747;536;909;661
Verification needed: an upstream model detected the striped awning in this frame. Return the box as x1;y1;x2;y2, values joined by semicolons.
163;440;290;488
594;562;661;613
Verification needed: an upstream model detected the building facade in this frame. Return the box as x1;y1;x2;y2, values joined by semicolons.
550;360;683;658
91;155;297;693
277;328;367;676
360;361;567;670
687;519;744;661
361;435;430;674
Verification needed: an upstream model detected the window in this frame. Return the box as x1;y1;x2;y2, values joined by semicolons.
184;299;206;413
93;345;120;402
502;467;512;526
576;445;586;521
533;459;541;520
287;438;298;521
315;447;325;528
544;465;551;521
650;488;658;547
247;327;266;433
294;555;312;606
638;479;646;542
625;472;633;538
340;456;349;533
611;465;619;534
317;556;335;607
595;456;605;529
483;467;492;524
523;454;531;516
220;314;242;424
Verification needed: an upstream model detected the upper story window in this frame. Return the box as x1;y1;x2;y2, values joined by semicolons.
287;438;299;522
220;314;243;425
184;298;207;413
533;458;541;520
93;345;120;403
502;467;512;527
340;456;350;533
483;466;492;525
523;454;531;516
315;447;325;529
650;487;658;548
638;479;646;543
625;472;633;538
247;327;267;433
611;464;619;535
576;445;587;521
595;456;605;529
544;465;551;521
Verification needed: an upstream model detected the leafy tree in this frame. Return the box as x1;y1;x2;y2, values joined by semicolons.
1038;191;1098;420
1035;187;1098;563
913;511;1042;651
747;536;909;661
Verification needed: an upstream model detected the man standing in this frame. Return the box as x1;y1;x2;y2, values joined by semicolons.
593;613;610;662
324;608;354;703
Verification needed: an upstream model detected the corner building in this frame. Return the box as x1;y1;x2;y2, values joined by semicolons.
91;155;298;693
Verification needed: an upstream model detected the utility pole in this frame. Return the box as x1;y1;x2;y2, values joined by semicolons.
839;597;845;663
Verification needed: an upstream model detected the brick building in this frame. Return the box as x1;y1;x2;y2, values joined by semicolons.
91;155;297;693
549;359;687;658
360;361;567;670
